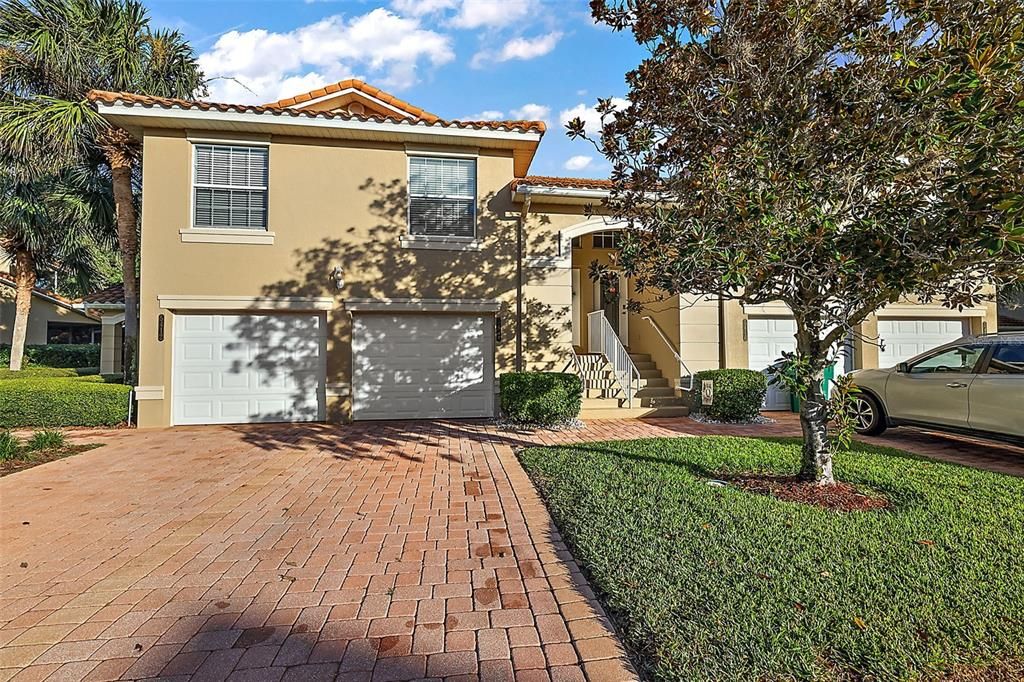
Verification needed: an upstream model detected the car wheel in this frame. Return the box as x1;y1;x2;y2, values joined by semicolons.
852;394;887;436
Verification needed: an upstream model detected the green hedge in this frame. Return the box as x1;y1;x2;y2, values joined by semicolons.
0;344;100;368
693;369;767;421
0;377;131;428
500;372;582;425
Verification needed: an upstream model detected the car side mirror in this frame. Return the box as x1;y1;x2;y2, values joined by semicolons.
896;362;910;374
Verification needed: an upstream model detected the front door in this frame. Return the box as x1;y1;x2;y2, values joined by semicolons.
594;273;628;344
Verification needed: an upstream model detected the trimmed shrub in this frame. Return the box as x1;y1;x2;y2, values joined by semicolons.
500;372;582;425
0;344;100;368
0;431;19;461
693;369;767;421
28;429;66;451
0;367;99;380
0;378;131;428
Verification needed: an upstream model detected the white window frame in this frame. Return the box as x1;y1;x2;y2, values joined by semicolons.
187;140;272;243
404;153;478;250
592;230;622;249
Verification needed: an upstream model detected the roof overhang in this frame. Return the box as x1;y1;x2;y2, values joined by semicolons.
513;183;611;205
95;100;543;176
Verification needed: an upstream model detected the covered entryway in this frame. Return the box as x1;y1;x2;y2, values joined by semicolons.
172;313;326;425
877;318;967;367
352;312;495;420
747;316;797;411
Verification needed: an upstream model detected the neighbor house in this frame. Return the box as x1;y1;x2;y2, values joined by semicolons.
88;80;999;428
0;272;101;347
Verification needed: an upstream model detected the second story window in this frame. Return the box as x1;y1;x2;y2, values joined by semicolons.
592;230;622;249
193;144;268;230
408;156;476;238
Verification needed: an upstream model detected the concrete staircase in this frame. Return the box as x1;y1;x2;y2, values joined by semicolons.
577;351;692;419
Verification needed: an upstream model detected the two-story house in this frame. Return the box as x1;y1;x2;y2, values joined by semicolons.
89;80;998;428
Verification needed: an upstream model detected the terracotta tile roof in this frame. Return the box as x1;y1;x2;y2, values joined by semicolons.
81;282;126;305
511;176;614;191
88;90;546;135
262;79;440;121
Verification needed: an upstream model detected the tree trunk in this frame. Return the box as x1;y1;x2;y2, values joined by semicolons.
798;362;835;485
107;143;139;386
9;249;37;372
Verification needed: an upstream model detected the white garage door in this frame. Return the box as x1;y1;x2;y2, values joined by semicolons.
877;318;967;367
748;317;797;411
353;313;494;420
173;313;326;425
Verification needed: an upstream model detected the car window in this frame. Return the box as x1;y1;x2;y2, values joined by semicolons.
909;344;985;374
985;344;1024;374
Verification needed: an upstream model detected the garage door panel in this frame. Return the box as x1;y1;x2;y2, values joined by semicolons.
353;313;494;420
878;318;966;367
173;313;326;425
747;317;797;411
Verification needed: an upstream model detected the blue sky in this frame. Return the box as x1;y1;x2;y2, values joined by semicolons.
144;0;647;178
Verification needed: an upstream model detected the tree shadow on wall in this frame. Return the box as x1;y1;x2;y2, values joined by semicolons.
225;178;566;453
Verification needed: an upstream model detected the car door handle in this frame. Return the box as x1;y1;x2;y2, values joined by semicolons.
946;382;968;388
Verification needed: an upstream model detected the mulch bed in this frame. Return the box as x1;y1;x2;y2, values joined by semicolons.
0;444;101;477
729;474;889;512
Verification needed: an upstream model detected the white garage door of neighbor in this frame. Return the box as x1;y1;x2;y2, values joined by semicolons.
747;317;797;411
877;318;967;367
173;313;326;425
353;313;494;420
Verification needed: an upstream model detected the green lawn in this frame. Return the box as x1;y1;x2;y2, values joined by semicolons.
518;437;1024;681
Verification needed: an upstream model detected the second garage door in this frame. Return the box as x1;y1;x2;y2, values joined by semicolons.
352;313;494;420
877;318;967;367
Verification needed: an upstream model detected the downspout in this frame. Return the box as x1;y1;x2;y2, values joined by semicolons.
516;192;532;372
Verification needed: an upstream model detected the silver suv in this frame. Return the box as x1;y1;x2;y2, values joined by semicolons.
848;332;1024;444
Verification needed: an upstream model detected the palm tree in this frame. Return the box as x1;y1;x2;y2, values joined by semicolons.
1;155;115;370
0;0;205;382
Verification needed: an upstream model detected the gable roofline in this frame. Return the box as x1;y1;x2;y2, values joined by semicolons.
87;90;545;136
263;79;440;122
0;272;99;320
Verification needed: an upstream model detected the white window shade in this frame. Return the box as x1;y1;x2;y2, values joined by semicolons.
408;157;476;238
193;145;268;230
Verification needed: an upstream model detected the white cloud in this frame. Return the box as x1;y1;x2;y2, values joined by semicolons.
564;155;593;171
471;31;562;68
559;97;629;135
509;103;550;122
463;109;505;119
199;9;454;104
391;0;458;16
450;0;535;29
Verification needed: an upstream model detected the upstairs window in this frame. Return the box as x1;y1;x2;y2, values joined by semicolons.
408;156;476;238
592;230;622;249
193;144;268;230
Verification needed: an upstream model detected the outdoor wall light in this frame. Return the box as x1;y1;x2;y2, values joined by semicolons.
332;266;345;291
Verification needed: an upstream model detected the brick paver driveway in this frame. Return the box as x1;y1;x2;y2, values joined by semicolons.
2;418;1021;682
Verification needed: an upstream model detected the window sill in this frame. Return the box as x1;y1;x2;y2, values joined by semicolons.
399;235;481;251
180;228;275;245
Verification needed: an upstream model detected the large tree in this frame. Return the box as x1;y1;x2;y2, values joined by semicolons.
1;155;114;370
573;0;1024;484
0;0;205;383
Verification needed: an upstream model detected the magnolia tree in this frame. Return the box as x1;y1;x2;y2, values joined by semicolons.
571;0;1024;484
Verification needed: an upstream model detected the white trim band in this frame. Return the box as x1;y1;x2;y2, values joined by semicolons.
134;386;165;400
157;295;335;311
345;298;501;313
180;228;276;245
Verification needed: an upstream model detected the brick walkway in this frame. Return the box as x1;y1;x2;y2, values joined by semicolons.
2;418;1021;682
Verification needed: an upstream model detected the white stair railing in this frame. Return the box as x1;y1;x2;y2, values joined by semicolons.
641;315;695;392
587;311;639;408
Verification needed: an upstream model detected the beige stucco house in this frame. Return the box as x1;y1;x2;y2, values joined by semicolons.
0;273;101;347
88;80;998;428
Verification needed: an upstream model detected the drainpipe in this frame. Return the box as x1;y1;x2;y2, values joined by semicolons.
516;193;532;372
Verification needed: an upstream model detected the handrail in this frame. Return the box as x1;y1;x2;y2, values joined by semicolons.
562;348;587;393
588;310;640;408
642;315;695;392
